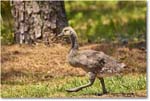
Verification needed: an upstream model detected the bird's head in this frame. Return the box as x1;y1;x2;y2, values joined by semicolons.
58;26;76;37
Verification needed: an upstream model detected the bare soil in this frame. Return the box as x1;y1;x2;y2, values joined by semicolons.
1;42;146;79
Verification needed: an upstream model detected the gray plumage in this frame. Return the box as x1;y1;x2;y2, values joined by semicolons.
68;50;125;77
59;26;126;94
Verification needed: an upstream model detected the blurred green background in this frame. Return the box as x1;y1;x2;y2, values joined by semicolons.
1;1;147;44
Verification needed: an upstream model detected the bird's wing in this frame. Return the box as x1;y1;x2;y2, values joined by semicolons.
75;50;106;69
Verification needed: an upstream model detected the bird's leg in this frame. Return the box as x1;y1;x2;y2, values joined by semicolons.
99;77;108;94
66;72;96;92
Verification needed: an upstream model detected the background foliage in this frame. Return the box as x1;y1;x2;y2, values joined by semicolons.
1;1;146;44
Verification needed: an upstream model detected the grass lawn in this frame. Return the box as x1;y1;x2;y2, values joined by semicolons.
1;73;146;98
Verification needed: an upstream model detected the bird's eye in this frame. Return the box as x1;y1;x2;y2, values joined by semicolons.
64;29;68;32
63;29;70;36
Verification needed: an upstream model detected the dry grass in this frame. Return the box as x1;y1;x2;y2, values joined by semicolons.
1;44;85;81
1;42;147;98
1;42;146;81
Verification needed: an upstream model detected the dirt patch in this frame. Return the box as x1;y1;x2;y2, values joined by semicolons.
1;44;85;81
1;42;146;81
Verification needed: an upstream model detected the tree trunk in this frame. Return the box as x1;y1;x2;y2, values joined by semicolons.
11;1;68;45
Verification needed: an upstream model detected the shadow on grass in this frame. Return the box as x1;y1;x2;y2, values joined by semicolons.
1;70;55;85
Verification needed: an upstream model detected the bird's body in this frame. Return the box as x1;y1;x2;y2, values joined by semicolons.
59;26;126;93
68;49;125;77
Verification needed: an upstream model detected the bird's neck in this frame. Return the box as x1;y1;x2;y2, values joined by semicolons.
69;32;79;57
70;33;79;50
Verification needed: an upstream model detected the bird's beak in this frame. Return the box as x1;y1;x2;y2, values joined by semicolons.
57;32;64;37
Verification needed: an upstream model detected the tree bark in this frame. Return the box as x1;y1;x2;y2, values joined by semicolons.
11;1;68;45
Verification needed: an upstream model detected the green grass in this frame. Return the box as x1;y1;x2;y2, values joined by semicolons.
65;1;146;43
1;74;146;98
1;1;14;44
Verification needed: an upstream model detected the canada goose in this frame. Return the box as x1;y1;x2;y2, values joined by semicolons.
58;26;126;94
